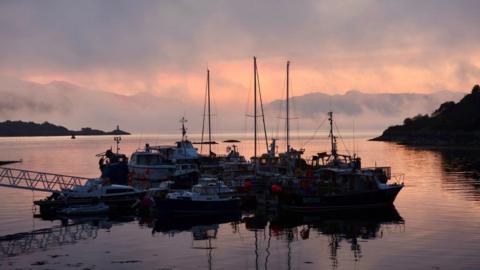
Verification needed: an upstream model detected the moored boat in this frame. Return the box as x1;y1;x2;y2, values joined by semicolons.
155;177;241;216
34;179;145;215
275;112;404;212
128;118;200;182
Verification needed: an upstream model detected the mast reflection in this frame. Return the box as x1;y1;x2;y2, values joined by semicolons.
244;207;404;269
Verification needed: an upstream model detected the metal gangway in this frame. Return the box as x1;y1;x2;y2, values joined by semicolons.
0;167;91;193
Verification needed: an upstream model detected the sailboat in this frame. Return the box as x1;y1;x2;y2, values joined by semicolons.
194;69;249;177
255;61;307;176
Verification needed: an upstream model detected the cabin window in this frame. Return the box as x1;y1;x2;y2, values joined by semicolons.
137;155;163;165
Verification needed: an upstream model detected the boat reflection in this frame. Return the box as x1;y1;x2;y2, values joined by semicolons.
152;213;242;236
153;213;242;270
244;207;404;269
152;207;404;269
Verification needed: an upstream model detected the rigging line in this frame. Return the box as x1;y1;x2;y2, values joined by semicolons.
289;74;301;148
210;71;218;144
301;116;328;148
275;77;286;141
256;65;269;152
244;68;253;143
200;70;208;154
334;122;351;157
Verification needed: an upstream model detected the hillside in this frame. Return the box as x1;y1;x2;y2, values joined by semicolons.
0;120;130;137
264;90;465;131
372;85;480;145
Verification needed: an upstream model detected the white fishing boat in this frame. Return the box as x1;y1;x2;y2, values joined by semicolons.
155;177;240;216
128;118;200;182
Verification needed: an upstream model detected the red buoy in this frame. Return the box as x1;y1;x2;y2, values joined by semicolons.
271;184;283;193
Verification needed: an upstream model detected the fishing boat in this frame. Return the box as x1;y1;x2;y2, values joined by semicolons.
128;118;200;182
155;176;241;216
34;179;145;215
275;112;404;212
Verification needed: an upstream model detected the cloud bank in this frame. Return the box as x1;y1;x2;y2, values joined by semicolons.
0;0;479;100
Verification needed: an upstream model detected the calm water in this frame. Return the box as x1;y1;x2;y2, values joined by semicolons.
0;134;480;270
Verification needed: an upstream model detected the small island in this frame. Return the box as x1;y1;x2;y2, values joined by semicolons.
0;121;130;137
372;84;480;146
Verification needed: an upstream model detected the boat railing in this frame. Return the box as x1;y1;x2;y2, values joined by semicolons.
391;173;405;185
364;166;392;179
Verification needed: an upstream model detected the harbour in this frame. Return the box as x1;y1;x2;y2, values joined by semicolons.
1;1;480;269
1;133;480;269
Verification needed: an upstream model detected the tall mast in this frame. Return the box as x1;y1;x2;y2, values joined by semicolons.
286;61;290;154
254;56;257;160
207;69;212;156
328;112;337;159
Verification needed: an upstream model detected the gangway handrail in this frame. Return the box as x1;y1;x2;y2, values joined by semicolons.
0;222;98;257
0;167;91;193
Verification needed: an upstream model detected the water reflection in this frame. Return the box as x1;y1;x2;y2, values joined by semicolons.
438;148;480;200
403;145;480;201
0;208;404;269
153;214;242;270
153;213;242;236
0;217;133;258
151;209;404;270
244;207;404;269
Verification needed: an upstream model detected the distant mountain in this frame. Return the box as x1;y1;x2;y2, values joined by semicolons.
0;120;129;137
0;76;200;134
372;85;480;145
264;90;466;131
0;76;467;133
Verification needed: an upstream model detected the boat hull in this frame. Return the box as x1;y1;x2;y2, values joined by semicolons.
34;192;145;216
280;185;403;213
155;198;241;216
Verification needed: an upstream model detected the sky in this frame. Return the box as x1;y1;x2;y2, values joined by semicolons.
0;0;479;129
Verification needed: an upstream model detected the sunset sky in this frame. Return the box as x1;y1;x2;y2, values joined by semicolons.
1;0;479;112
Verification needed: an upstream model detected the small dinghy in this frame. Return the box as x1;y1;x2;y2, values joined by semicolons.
57;203;109;216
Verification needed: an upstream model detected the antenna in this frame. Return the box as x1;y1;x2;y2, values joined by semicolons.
114;136;121;154
180;117;188;141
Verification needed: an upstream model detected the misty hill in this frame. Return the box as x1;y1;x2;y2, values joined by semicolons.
0;120;129;137
264;90;465;131
0;76;466;133
372;85;480;145
0;76;195;134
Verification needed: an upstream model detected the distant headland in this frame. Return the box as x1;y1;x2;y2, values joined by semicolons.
372;85;480;146
0;121;130;137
